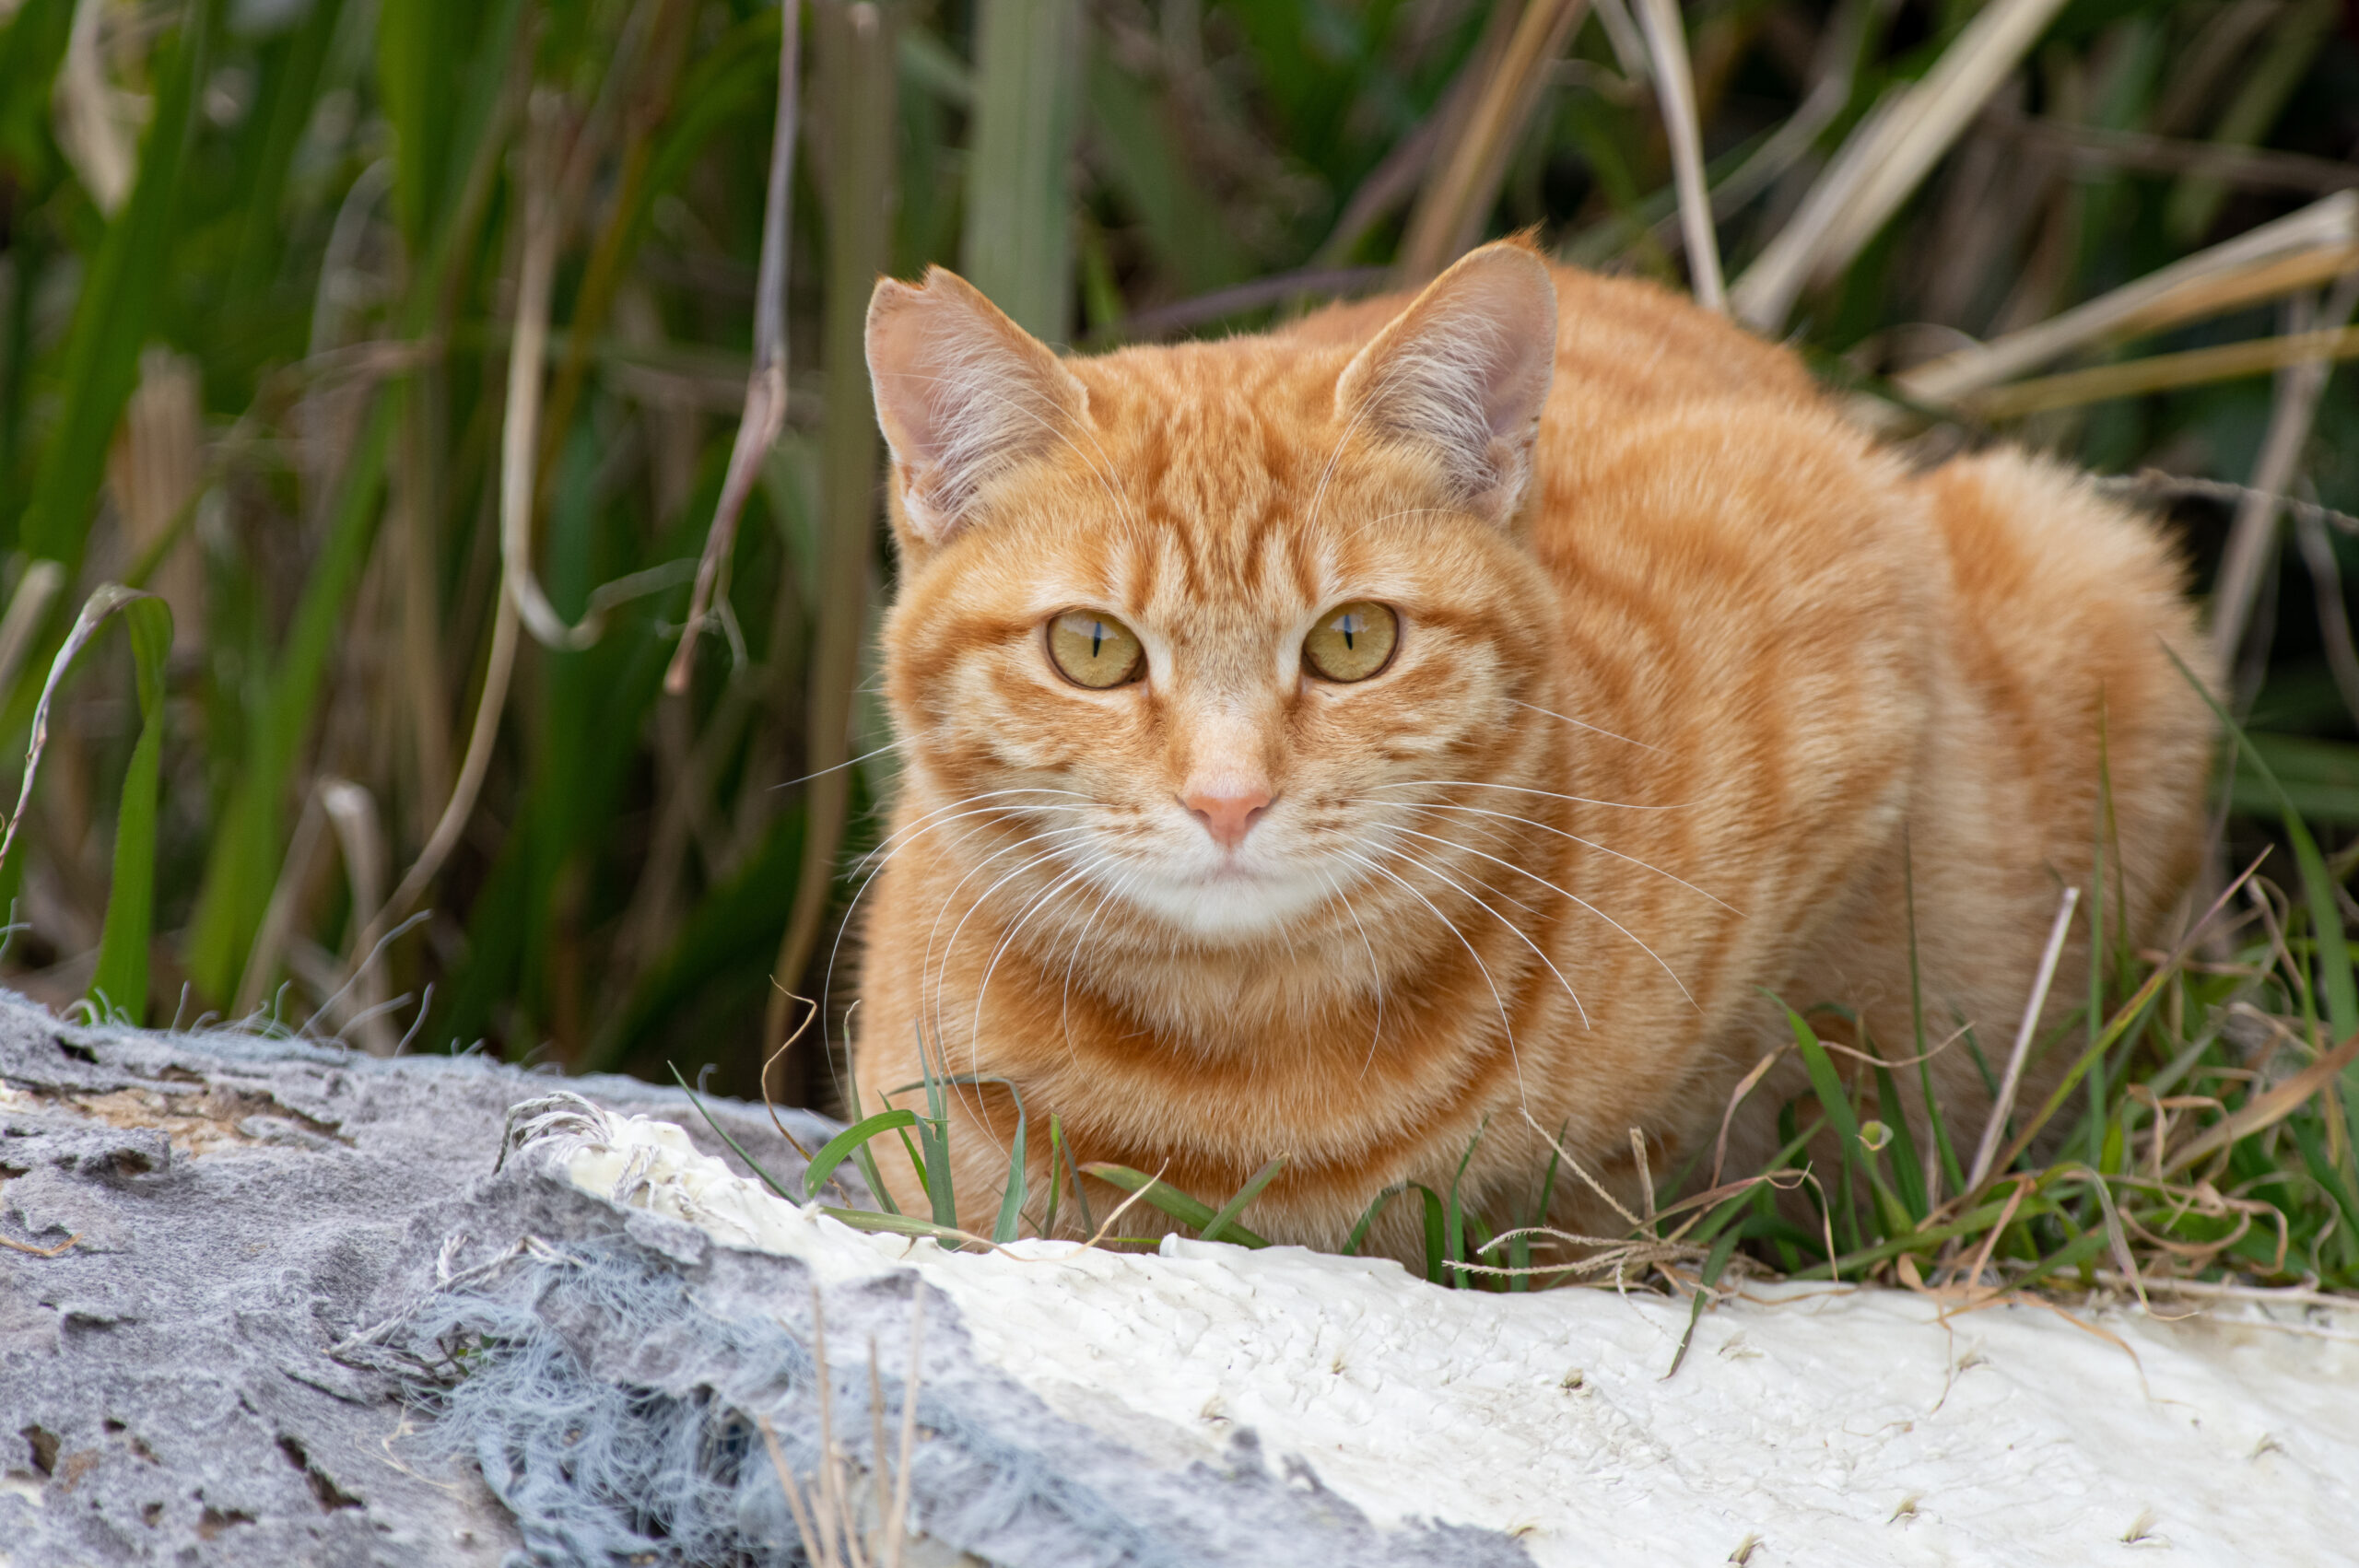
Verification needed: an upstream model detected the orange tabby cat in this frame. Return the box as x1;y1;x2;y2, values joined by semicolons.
846;240;2213;1260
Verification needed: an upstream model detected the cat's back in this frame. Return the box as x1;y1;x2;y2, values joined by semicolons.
1283;263;1818;415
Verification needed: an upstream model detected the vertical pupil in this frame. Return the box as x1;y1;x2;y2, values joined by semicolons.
1338;613;1358;649
1091;622;1104;657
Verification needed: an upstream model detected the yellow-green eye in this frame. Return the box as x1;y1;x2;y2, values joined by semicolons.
1048;611;1145;688
1303;601;1399;683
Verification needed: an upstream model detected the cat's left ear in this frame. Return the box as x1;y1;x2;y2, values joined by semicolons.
1336;241;1557;525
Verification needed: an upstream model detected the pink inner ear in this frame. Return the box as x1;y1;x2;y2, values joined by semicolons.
865;269;1086;545
1337;246;1558;521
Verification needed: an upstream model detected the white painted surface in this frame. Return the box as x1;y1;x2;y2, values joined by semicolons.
562;1111;2359;1567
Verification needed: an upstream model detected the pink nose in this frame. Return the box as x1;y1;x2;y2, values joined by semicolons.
1182;786;1273;851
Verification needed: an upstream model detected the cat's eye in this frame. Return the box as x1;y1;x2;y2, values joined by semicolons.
1303;601;1399;683
1047;611;1146;688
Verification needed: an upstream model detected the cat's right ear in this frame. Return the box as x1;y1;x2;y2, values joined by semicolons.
865;268;1087;549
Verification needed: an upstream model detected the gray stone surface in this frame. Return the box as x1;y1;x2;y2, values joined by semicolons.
0;994;1533;1567
0;993;831;1567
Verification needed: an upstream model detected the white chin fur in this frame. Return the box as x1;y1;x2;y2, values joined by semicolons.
1114;860;1338;938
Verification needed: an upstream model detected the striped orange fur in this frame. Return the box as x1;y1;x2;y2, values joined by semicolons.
848;241;2215;1262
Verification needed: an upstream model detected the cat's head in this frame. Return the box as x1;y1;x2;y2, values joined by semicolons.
867;242;1563;942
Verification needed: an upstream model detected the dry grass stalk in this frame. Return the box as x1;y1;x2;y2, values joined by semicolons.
1959;322;2359;421
0;563;66;701
1898;191;2359;405
2110;243;2359;340
2166;1027;2359;1174
1648;0;1860;253
2007;118;2359;196
499;101;676;656
235;787;332;1016
108;347;205;651
665;0;801;695
1397;0;1590;281
757;1284;928;1568
2210;268;2359;673
355;597;519;970
492;115;575;653
337;134;568;971
1966;886;2080;1192
1733;0;2071;329
769;0;896;1049
320;779;397;1054
1633;0;1723;310
2290;505;2359;730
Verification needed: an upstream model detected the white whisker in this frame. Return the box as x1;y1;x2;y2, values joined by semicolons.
818;789;1103;1101
921;827;1098;1052
1383;823;1697;1010
1365;778;1691;811
971;853;1109;1047
1356;798;1738;913
1363;842;1590;1031
1504;697;1667;754
1061;866;1139;1066
1315;863;1389;1078
919;837;1090;1164
1335;847;1531;1106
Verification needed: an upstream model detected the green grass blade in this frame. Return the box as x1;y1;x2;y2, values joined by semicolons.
992;1097;1028;1245
88;596;172;1022
912;1026;959;1230
18;0;213;578
2290;1115;2359;1243
1665;1227;1742;1379
910;1071;1037;1239
1080;1162;1271;1247
1201;1156;1286;1246
667;1061;799;1205
1055;1116;1094;1237
1785;1005;1862;1148
893;1126;929;1196
1781;1002;1865;1249
1083;43;1249;298
1416;1184;1448;1286
801;1110;921;1203
1863;1041;1927;1223
852;1143;902;1218
183;392;395;1002
0;1;72;123
2;587;172;1020
820;1208;983;1246
2089;714;2114;1169
2173;646;2355;1042
1344;1183;1406;1258
1444;1126;1484;1281
841;1079;900;1218
1042;1115;1063;1238
227;0;346;298
960;0;1082;339
2171;646;2358;1160
376;0;460;250
1904;839;1968;1201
